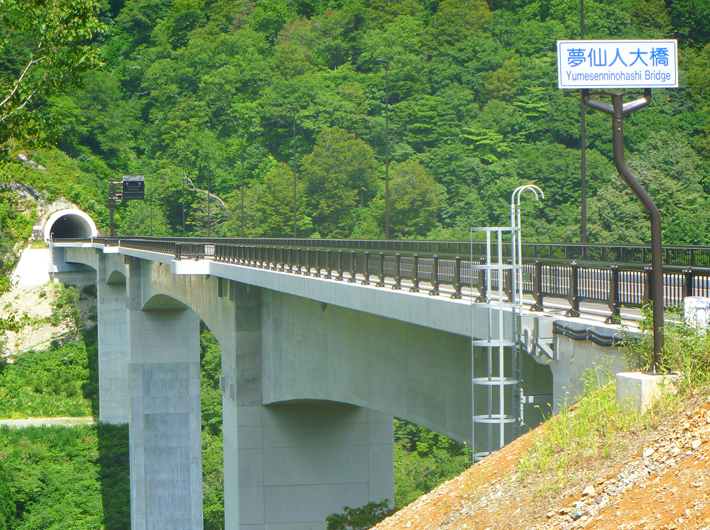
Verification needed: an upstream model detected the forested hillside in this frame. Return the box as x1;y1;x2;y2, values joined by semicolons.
3;0;710;246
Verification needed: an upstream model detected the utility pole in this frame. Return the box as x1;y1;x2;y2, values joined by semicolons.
236;132;246;237
204;150;211;237
180;164;186;236
580;0;588;252
375;58;390;240
286;105;298;239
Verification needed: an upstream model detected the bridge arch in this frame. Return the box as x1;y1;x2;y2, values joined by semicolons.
44;208;98;242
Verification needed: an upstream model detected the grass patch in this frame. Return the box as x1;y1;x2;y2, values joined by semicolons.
0;326;98;419
0;423;129;530
518;310;710;493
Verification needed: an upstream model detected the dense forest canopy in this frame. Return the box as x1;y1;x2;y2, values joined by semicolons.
2;0;710;245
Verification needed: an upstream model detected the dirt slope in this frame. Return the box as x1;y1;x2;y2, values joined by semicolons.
375;398;710;530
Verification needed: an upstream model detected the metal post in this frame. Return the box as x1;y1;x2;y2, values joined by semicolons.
393;253;402;290
348;251;357;283
375;58;390;240
566;261;581;317
181;165;186;236
376;252;385;287
429;255;440;296
239;133;246;237
410;254;420;293
583;88;664;371
362;251;370;285
451;256;462;299
286;105;298;239
531;260;544;311
580;0;587;250
109;180;116;237
606;263;621;323
205;150;211;237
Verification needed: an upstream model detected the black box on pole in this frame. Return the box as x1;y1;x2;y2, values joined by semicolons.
122;175;145;200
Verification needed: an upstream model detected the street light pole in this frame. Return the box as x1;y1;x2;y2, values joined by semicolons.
580;0;588;251
204;150;211;237
376;58;390;240
236;132;246;237
180;164;186;236
286;105;298;239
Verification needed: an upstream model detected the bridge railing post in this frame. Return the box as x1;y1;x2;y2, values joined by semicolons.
304;248;311;276
362;251;370;285
295;248;302;274
257;246;263;268
504;259;513;302
174;243;182;261
336;250;344;281
410;254;420;293
429;255;440;296
606;263;621;323
325;250;333;279
314;249;322;277
566;261;581;317
683;267;694;298
348;251;357;283
476;256;487;302
451;256;462;299
376;252;385;287
643;265;653;306
531;259;544;311
392;253;402;290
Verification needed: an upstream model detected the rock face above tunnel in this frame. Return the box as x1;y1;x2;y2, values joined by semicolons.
44;208;98;242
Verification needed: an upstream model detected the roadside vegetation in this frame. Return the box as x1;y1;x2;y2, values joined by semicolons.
517;309;710;495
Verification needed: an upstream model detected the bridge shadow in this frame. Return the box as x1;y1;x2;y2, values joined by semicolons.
82;324;131;529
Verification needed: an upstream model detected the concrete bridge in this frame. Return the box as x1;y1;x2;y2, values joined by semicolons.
46;211;629;530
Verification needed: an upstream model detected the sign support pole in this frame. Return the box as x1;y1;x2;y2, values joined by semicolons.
582;88;664;371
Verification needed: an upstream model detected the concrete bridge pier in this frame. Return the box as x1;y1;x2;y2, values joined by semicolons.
97;254;130;424
127;258;203;530
228;402;394;530
219;282;394;530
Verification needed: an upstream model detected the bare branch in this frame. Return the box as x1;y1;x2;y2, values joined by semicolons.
0;71;47;124
0;40;47;111
184;177;232;217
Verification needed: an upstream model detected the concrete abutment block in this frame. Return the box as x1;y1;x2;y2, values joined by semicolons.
615;372;681;414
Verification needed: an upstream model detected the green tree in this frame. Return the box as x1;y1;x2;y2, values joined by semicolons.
251;162;311;237
0;458;15;530
388;160;444;238
326;500;393;530
302;127;378;238
0;0;104;140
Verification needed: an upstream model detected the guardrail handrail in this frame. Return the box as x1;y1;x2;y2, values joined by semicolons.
53;237;710;323
51;236;710;267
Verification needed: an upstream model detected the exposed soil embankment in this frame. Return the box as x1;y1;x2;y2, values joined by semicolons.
375;399;710;530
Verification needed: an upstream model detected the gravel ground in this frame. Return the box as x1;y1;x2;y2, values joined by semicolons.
374;398;710;530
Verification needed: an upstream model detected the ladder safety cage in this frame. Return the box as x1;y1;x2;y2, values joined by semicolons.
469;185;543;462
470;226;523;462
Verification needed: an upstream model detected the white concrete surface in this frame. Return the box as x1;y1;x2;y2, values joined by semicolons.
11;248;49;288
97;254;130;424
127;258;203;530
44;208;98;242
615;372;681;414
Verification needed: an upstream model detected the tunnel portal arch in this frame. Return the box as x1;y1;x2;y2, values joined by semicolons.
44;209;98;242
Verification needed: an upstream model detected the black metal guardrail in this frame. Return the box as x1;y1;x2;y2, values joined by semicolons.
55;237;710;323
61;236;710;267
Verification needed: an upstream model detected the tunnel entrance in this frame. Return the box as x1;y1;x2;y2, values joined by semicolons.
44;209;98;242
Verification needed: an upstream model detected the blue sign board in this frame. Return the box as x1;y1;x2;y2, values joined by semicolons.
557;40;678;89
